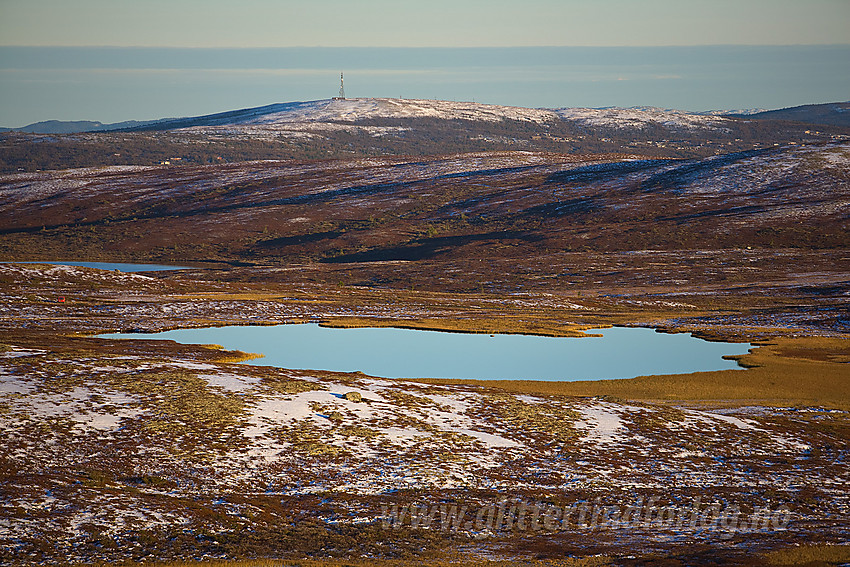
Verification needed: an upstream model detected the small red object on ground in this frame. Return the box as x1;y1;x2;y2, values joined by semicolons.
57;297;65;303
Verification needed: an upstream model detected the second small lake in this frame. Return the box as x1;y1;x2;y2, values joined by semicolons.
99;324;751;381
9;261;191;272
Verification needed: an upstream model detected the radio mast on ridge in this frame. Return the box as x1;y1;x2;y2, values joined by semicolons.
334;72;345;100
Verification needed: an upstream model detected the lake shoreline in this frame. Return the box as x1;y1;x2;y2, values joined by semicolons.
98;323;751;382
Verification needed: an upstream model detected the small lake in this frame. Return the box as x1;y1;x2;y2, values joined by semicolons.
99;324;751;381
9;261;191;272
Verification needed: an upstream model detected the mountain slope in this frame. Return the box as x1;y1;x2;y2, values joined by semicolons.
3;98;848;173
1;141;847;268
133;97;732;134
7;99;848;135
733;101;850;127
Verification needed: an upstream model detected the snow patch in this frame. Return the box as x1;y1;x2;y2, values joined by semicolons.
198;372;261;392
575;403;626;445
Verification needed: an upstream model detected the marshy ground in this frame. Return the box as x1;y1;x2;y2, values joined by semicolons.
0;262;847;566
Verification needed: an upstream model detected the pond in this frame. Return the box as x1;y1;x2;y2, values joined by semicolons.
8;261;191;272
99;324;752;381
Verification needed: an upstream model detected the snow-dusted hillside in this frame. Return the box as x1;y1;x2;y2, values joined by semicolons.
555;106;729;130
167;97;734;136
243;98;557;124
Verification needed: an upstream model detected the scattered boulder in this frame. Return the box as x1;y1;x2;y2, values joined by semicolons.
343;391;362;402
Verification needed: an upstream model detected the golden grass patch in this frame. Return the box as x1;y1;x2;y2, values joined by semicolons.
319;316;598;338
764;543;850;565
419;336;850;409
261;375;326;395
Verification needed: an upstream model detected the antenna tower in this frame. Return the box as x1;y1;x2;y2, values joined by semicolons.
337;72;345;99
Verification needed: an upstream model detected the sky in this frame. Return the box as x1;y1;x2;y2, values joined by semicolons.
1;0;848;125
2;0;849;48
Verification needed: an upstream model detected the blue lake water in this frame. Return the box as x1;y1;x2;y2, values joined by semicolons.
99;324;751;381
10;261;191;272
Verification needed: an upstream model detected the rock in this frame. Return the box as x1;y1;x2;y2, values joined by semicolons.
343;391;362;402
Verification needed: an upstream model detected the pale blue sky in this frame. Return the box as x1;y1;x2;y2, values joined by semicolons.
1;1;848;125
1;0;849;47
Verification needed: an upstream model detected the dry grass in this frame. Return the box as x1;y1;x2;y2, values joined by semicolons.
319;316;597;338
75;557;611;567
764;544;850;565
420;336;850;409
482;392;582;445
261;376;327;395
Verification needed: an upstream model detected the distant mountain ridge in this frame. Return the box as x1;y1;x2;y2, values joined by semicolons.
112;98;733;134
0;118;172;134
5;100;847;134
730;102;850;127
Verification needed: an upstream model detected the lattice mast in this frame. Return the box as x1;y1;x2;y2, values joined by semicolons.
338;72;345;99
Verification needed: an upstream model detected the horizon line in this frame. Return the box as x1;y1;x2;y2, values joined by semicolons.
3;43;850;49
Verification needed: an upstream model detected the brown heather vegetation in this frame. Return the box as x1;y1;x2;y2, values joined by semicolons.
0;139;848;566
70;558;613;567
3;112;846;173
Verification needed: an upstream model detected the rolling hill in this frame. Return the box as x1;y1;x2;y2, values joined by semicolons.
735;101;850;127
1;140;847;336
3;98;848;173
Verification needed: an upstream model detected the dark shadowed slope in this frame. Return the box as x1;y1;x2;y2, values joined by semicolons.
737;102;850;128
0;143;847;274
